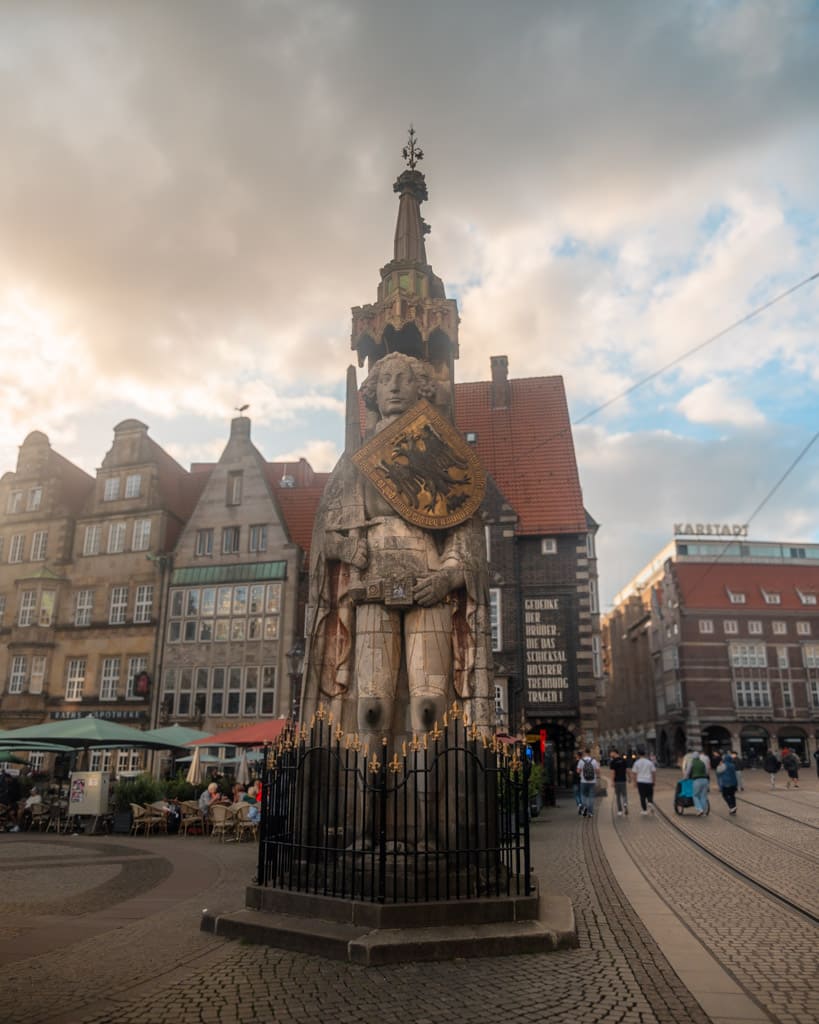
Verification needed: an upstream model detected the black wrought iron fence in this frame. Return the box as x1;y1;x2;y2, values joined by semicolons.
257;707;531;903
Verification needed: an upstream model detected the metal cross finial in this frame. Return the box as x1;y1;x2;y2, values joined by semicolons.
402;125;424;170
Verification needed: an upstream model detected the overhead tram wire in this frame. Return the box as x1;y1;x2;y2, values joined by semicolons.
514;268;819;462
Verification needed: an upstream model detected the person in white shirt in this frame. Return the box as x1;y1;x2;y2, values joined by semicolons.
630;749;656;815
576;748;600;818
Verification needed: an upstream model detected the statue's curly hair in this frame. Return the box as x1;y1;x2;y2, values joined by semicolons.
360;352;437;412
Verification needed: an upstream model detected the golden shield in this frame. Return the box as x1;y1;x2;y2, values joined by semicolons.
352;400;486;529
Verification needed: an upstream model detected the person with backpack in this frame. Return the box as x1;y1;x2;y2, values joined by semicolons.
609;748;629;816
630;749;656;815
685;748;710;815
731;751;745;792
717;751;739;815
781;748;800;788
576;748;599;818
763;749;781;789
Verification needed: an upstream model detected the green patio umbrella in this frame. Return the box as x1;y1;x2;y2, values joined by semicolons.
0;716;170;750
140;724;212;748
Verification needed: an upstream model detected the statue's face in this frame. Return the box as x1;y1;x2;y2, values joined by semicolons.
376;362;418;417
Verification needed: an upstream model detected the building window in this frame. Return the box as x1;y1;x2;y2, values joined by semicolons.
39;591;55;627
222;526;240;554
796;622;811;636
7;490;23;513
762;589;781;605
31;530;48;561
777;645;789;669
796;588;816;606
589;578;599;615
126;656;149;699
108;522;126;554
65;658;86;701
9;534;25;563
261;666;276;715
27;486;42;511
18;590;36;627
124;474;142;499
729;642;767;668
134;584;153;623
0;595;5;625
29;655;46;695
723;620;738;635
168;583;282;649
782;681;793;709
74;590;94;627
772;621;787;636
83;524;101;556
9;655;26;694
789;547;806;559
117;749;142;774
226;471;243;506
465;431;477;443
541;538;557;555
484;525;491;560
748;620;762;635
809;680;819;708
109;586;128;624
802;645;819;669
494;682;505;720
734;679;771;708
489;588;501;651
586;532;596;559
195;529;213;557
103;477;121;501
727;589;746;604
699;619;714;634
592;634;602;677
249;525;268;553
89;750;113;772
132;519;151;552
100;657;120;701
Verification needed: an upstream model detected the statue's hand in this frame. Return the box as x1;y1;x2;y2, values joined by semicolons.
350;538;369;570
413;570;453;607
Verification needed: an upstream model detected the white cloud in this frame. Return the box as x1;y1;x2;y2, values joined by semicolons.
677;379;766;428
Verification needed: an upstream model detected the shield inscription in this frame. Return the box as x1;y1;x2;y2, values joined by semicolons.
352;400;486;529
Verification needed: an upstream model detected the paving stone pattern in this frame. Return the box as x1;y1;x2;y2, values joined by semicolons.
614;778;818;1024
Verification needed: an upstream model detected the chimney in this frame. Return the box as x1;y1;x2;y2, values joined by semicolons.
490;355;510;409
230;416;251;441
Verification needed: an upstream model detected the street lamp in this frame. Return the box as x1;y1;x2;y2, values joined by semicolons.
286;640;305;724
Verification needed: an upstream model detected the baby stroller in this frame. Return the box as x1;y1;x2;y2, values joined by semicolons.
673;778;709;815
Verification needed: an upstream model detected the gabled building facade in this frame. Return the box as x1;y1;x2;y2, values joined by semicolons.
600;537;819;766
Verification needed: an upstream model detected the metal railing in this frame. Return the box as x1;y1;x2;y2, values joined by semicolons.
257;707;531;903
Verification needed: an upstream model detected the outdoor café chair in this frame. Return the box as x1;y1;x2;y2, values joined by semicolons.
130;803;152;836
233;802;258;842
27;803;50;832
179;800;204;836
208;802;234;842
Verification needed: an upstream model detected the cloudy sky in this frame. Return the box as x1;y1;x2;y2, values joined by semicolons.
2;0;818;606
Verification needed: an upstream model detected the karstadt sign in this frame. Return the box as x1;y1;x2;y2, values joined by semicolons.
674;522;748;538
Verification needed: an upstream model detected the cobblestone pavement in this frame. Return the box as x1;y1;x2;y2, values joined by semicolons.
0;767;814;1024
614;771;818;1024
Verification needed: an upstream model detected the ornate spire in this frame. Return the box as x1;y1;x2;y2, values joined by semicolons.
351;128;460;406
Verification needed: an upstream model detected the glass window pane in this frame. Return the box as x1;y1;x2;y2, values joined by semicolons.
264;617;280;640
217;587;232;616
184;620;197;642
199;620;213;642
227;692;240;715
170;591;183;617
201;588;216;617
168;621;181;643
214;619;229;642
249;585;265;615
231;619;246;641
210;691;223;715
186;590;200;616
233;586;248;615
265;584;281;614
248;617;262;640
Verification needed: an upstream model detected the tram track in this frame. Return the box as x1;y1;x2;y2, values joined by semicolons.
650;796;819;925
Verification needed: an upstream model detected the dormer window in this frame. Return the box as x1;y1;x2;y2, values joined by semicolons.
796;588;817;606
125;473;142;499
541;538;557;555
227;471;243;505
103;477;121;501
465;431;478;444
762;589;781;605
727;588;746;604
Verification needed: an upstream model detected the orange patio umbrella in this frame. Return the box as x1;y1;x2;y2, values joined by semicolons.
187;718;288;749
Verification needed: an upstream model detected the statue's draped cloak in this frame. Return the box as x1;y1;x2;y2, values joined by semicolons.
301;452;495;735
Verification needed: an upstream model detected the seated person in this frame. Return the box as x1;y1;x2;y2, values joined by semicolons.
198;782;220;817
20;786;43;830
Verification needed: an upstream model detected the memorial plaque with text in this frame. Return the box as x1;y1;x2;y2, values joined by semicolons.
523;592;576;710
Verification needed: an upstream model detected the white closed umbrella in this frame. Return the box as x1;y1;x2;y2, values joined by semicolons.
236;749;250;786
185;745;203;785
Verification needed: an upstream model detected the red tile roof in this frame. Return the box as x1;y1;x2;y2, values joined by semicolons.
270;478;330;559
674;562;819;611
454;376;587;535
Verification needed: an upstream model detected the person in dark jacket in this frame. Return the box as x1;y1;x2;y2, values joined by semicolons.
781;748;800;788
717;752;739;814
763;750;781;789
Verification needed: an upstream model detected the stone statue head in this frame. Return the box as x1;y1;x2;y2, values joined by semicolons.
361;353;437;418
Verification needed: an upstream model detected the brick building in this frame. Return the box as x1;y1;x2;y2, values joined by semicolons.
600;536;819;766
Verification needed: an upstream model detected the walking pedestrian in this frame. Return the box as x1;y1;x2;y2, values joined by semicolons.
685;749;710;816
763;749;781;789
570;750;583;815
576;748;600;818
609;748;629;816
717;751;739;814
630;749;656;815
813;748;819;779
781;748;800;788
731;750;745;792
